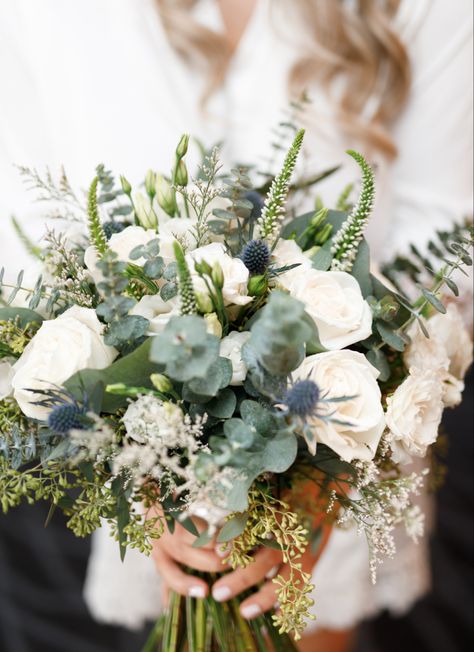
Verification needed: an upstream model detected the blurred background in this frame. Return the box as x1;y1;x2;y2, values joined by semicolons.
1;372;472;652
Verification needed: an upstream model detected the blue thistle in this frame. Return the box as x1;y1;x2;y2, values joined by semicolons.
103;220;127;240
241;239;271;275
244;190;264;219
48;400;87;434
285;379;320;417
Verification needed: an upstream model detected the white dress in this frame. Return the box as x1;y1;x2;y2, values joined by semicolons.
0;0;472;632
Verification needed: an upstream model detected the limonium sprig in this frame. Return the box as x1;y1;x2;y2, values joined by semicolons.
87;176;109;256
173;241;197;315
257;128;305;245
330;150;375;272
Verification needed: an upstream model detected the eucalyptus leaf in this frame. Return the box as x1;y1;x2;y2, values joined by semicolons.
216;513;249;543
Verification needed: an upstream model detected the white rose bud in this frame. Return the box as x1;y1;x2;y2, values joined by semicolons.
204;313;223;338
219;331;251;385
11;307;118;420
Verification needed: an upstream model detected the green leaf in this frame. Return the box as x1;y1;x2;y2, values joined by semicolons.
65;338;160;413
366;349;390;382
375;322;406;352
216;513;249;543
443;277;459;296
206;388;237;418
420;287;447;314
0;307;44;327
192;529;214;548
105;315;150;347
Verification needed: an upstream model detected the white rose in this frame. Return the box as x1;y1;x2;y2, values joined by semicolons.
186;243;253;307
405;304;473;407
0;359;15;400
386;368;444;464
158;217;198;265
204;313;223;338
272;238;311;283
84;225;157;286
130;294;179;335
11;306;118;420
294;350;385;461
219;331;251;385
282;268;373;350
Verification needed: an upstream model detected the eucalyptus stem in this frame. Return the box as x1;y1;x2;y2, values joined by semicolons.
186;595;197;652
196;595;207;652
231;599;258;652
141;616;166;652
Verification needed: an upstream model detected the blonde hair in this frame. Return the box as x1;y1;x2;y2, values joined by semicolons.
155;0;411;158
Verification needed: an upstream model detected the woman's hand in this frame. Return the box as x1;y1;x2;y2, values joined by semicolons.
211;522;331;621
151;518;229;601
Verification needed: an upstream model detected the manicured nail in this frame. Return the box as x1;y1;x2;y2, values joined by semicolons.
241;604;262;620
188;586;206;599
212;585;232;602
265;565;279;579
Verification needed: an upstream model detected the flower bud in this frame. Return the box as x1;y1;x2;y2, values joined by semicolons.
204;313;223;338
310;207;329;230
247;274;267;297
378;295;399;322
175;133;190;160
211;263;224;289
314;223;333;245
156;174;178;217
145;169;156;199
150;373;173;394
120;175;132;196
174;159;188;187
134;192;158;230
196;291;214;314
194;260;212;276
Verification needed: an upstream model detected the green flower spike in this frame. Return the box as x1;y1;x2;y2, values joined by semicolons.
257;128;305;245
173;241;197;315
330;150;375;272
87;176;109;256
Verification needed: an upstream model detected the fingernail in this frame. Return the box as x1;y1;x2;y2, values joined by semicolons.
188;586;206;599
212;585;232;602
265;565;279;579
241;604;262;620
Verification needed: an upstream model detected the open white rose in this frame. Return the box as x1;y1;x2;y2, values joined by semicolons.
294;350;385;461
0;359;15;400
219;331;251;385
282;268;373;350
272;238;311;283
186;243;253;307
405;304;472;407
11;306;117;420
84;225;157;286
130;294;179;335
386;368;444;464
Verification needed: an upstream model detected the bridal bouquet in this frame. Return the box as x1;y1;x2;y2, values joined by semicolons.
1;130;472;650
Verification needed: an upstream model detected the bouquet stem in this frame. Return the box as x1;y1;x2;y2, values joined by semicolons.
146;573;299;651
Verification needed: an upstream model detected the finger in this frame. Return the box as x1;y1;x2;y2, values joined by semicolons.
211;547;282;602
158;536;228;572
239;579;279;620
151;547;209;598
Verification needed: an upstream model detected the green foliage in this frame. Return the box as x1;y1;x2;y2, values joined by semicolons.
257;129;305;244
150;315;220;382
11;216;44;260
87;176;109;256
245;291;315;377
330;150;375;272
210;166;255;247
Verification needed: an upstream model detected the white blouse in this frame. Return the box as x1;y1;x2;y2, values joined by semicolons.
0;0;472;632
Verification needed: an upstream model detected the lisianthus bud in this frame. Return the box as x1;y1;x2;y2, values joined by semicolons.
174;160;188;187
145;170;156;199
194;260;213;276
310;207;329;230
211;263;224;289
204;313;223;338
156;174;177;217
134;192;158;230
120;175;132;196
150;373;173;393
247;274;267;296
175;133;190;160
314;223;333;245
196;291;213;314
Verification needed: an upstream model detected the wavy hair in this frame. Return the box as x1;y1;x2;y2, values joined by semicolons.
155;0;411;158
